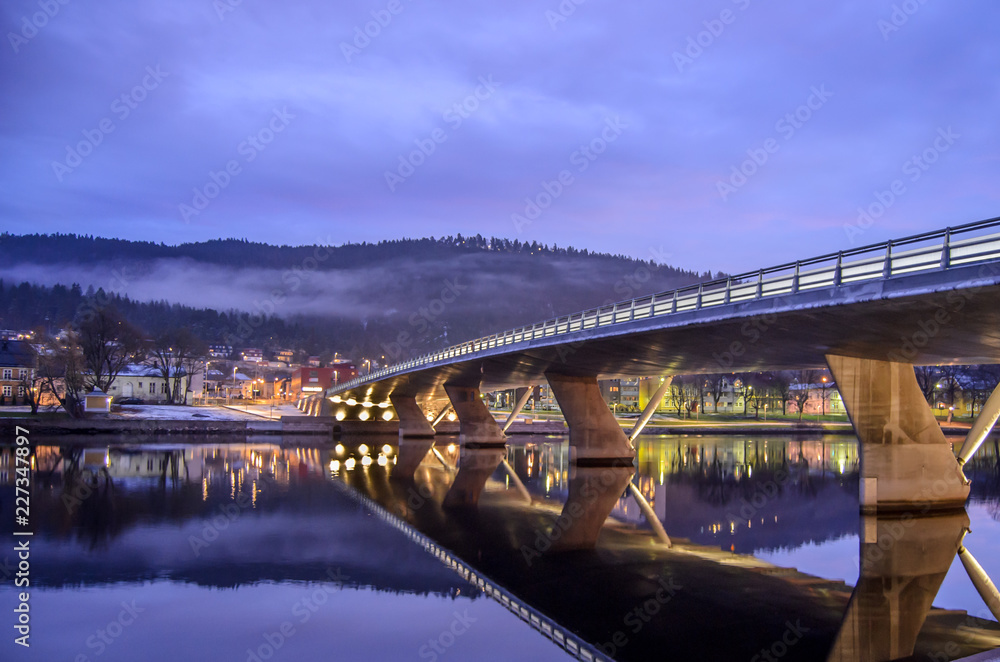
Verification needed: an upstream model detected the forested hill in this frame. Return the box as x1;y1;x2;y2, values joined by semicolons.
0;233;703;272
0;233;717;359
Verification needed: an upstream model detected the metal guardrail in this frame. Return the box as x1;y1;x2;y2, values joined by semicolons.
334;216;1000;394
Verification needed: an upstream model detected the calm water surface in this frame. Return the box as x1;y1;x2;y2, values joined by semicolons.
1;433;997;661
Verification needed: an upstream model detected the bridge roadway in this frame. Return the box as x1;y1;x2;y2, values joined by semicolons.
305;217;1000;519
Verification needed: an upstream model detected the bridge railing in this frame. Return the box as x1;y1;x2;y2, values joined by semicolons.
336;216;1000;393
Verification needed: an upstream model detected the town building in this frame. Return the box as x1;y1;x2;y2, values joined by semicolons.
290;363;357;399
0;338;36;405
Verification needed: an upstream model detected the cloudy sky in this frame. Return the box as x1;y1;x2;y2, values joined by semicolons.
2;0;997;273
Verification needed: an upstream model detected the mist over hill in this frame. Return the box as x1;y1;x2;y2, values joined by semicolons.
0;233;716;358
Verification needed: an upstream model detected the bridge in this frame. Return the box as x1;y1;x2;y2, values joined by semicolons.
300;216;1000;527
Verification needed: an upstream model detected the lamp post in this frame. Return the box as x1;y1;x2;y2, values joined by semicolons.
821;376;828;418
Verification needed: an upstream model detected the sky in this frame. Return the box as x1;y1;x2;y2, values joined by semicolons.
1;0;998;273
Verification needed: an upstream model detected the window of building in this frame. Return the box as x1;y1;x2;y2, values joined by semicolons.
149;383;156;394
19;368;28;379
2;369;10;380
162;383;168;394
2;385;10;397
18;386;25;396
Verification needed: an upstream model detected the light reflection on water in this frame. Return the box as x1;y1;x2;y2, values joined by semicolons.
0;439;570;662
503;433;1000;615
1;433;998;661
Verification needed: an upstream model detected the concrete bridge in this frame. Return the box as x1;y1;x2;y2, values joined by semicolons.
301;216;1000;530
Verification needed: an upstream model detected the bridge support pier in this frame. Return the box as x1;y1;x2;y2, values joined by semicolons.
826;355;969;513
827;511;969;661
389;393;435;481
545;373;636;549
439;385;506;507
444;385;506;448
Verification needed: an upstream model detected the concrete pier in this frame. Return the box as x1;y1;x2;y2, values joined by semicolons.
826;355;969;513
444;384;506;448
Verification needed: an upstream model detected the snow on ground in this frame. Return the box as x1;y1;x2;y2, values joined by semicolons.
111;405;268;421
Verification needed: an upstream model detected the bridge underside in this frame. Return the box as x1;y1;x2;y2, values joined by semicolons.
334;270;1000;412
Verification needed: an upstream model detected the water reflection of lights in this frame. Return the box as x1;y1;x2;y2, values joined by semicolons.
377;454;388;467
358;444;369;456
447;412;457;421
361;455;372;467
335;444;345;455
345;457;356;470
382;410;393;421
359;410;370;421
381;444;393;455
447;444;456;454
329;460;340;472
335;411;346;421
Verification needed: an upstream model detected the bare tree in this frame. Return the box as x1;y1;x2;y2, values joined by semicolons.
37;329;86;418
150;328;209;404
772;371;793;416
733;372;755;417
704;373;728;413
791;369;820;421
76;306;146;393
913;366;941;404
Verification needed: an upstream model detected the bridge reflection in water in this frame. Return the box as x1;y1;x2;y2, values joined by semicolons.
13;435;1000;661
331;433;1000;661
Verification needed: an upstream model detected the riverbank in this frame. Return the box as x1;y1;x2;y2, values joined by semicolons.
0;404;973;437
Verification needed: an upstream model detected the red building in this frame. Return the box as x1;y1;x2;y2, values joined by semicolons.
290;363;356;399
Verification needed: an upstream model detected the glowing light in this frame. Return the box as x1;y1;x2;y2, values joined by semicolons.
331;396;342;403
331;460;340;472
377;454;388;467
378;401;390;408
362;401;373;408
335;444;345;455
426;414;434;421
382;410;393;421
447;444;456;453
361;455;372;467
345;457;356;470
447;412;457;421
358;444;369;455
346;398;357;406
335;411;346;421
382;444;393;455
359;410;370;421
